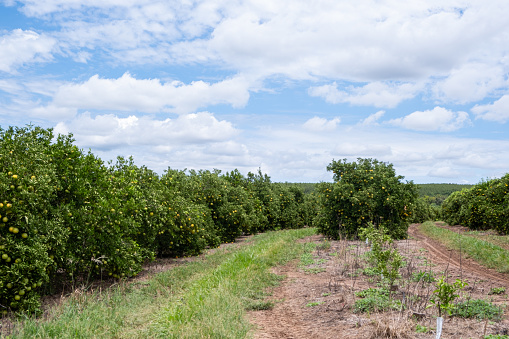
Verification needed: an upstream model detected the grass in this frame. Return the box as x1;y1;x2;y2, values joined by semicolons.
419;222;509;273
464;231;509;251
305;301;324;307
299;243;327;274
5;227;317;339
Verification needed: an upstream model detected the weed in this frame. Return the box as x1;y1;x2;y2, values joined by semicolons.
300;252;315;266
362;266;377;277
316;239;332;251
415;324;429;333
304;267;326;274
354;288;401;313
306;301;324;307
489;287;506;295
484;335;509;339
453;299;504;321
245;300;275;311
412;270;435;283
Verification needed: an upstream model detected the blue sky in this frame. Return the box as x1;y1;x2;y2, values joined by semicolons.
1;1;509;184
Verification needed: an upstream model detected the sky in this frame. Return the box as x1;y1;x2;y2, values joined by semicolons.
1;1;509;184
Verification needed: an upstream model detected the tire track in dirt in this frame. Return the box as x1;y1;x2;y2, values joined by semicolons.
408;223;509;286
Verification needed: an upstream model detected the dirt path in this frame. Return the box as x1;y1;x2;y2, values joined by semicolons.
248;225;509;339
407;223;509;286
249;238;369;339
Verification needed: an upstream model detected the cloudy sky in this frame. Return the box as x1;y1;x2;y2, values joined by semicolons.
1;0;508;184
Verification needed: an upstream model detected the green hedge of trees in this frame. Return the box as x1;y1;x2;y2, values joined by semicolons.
0;125;315;314
442;175;509;233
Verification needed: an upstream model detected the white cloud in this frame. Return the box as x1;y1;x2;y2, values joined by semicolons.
471;95;509;123
389;106;471;132
428;166;461;178
360;110;385;125
308;81;420;108
432;63;506;103
13;1;509;86
302;116;340;132
41;73;251;116
0;29;56;73
53;111;239;150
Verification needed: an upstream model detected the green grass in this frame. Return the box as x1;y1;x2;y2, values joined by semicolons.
464;231;509;251
419;222;509;273
6;227;317;339
305;301;324;307
298;243;327;274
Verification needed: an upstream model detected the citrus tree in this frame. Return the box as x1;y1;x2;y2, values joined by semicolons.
442;174;509;234
0;124;315;314
315;158;418;239
0;126;60;313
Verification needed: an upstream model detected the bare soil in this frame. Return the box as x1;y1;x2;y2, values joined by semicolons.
248;224;509;339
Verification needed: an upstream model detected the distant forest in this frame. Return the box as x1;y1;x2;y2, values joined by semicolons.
417;183;473;197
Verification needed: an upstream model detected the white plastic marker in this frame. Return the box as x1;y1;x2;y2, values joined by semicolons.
436;317;443;339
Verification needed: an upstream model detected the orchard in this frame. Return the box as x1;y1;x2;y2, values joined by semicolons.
442;174;509;234
0;125;312;314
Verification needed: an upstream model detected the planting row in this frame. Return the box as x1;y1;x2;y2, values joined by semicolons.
0;125;316;313
442;174;509;234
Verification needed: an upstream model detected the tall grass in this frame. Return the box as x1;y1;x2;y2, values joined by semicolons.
419;222;509;273
6;228;316;339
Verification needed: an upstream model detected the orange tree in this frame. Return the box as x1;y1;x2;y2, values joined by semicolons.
0;126;60;313
442;174;509;233
245;170;281;232
315;158;417;239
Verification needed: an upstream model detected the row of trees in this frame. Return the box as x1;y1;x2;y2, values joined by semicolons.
2;124;505;314
442;174;509;234
0;125;315;313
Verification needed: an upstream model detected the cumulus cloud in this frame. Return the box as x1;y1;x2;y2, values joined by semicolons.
471;95;509;123
53;111;239;150
13;1;509;86
389;107;471;132
0;29;56;73
42;72;251;116
302;116;340;132
432;63;506;104
308;81;420;108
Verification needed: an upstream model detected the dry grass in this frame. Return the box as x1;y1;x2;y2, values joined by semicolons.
369;313;413;338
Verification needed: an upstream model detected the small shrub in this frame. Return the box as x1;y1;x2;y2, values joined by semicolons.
359;223;404;287
429;276;468;317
